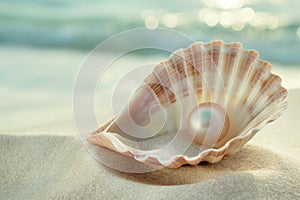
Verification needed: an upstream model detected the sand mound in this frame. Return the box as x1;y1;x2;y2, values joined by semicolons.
1;89;299;199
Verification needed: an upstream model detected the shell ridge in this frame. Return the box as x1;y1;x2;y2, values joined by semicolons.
229;50;259;120
232;50;257;104
239;94;287;139
225;50;260;134
201;44;210;102
222;43;242;110
244;73;282;121
234;60;272;129
250;87;287;124
223;43;243;110
212;41;225;104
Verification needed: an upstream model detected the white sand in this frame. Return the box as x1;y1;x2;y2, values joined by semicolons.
1;89;300;199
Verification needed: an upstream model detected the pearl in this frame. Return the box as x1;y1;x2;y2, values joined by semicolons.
187;102;230;147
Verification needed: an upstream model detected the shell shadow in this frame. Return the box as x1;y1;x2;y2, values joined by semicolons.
108;144;289;185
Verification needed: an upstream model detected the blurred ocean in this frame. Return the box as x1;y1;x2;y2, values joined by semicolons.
1;0;300;63
1;0;300;130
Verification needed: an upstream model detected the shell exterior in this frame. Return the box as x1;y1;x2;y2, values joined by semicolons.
87;40;287;168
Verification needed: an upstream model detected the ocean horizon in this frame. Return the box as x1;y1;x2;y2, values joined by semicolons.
1;0;300;64
1;0;300;130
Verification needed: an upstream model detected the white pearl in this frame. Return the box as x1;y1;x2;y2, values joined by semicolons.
187;102;230;147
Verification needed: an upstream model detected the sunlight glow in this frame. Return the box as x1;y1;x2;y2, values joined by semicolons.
202;0;244;9
198;8;218;27
297;27;300;39
232;23;245;31
219;0;243;9
239;7;255;22
198;8;211;21
249;13;263;27
219;11;234;27
267;16;279;29
162;13;178;28
248;12;280;29
145;16;159;30
205;11;219;27
197;5;282;30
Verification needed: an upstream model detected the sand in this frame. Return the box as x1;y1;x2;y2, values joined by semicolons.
1;89;300;199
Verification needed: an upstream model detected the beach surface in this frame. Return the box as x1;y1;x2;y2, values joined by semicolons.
1;89;299;199
1;0;300;198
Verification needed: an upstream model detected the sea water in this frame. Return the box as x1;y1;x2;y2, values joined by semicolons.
1;0;299;130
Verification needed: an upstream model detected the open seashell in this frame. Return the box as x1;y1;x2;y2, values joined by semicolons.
87;40;287;168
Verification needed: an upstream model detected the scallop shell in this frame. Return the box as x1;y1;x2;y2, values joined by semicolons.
87;40;287;168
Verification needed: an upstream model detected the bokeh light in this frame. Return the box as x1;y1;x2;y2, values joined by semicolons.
162;13;178;28
267;16;279;29
219;0;244;9
238;7;255;22
145;16;159;30
198;8;211;21
197;1;285;31
202;0;244;9
198;8;219;27
219;11;234;27
297;27;300;39
232;23;245;31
